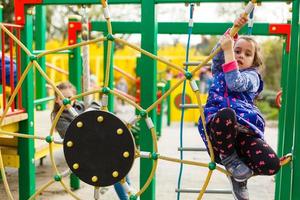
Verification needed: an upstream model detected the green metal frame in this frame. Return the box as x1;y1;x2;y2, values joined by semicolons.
290;2;300;199
19;9;35;200
103;32;115;111
275;36;289;199
11;0;300;200
68;17;83;94
35;5;47;110
276;1;300;200
139;1;157;198
91;21;284;35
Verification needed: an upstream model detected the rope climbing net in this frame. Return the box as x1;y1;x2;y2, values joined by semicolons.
0;1;292;200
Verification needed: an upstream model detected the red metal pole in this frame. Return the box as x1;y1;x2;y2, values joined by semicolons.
9;27;15;111
17;28;22;109
2;30;7;110
157;90;162;115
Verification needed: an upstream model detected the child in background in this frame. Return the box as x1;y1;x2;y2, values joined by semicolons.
116;77;128;94
51;82;83;138
199;67;213;93
116;77;128;106
198;15;280;200
0;53;17;86
51;81;131;200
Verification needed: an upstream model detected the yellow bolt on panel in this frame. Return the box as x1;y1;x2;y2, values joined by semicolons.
67;141;73;147
117;128;123;135
112;171;119;178
73;163;79;170
97;116;104;122
123;151;129;158
91;176;98;182
76;121;83;128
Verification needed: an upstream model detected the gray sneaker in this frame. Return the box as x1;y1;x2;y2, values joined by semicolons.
227;176;249;200
222;152;253;182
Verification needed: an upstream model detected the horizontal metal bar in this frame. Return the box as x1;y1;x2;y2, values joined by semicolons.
183;61;212;66
179;104;204;109
34;96;55;105
92;21;142;33
91;22;283;36
33;50;72;55
178;147;207;151
175;188;232;194
158;22;272;35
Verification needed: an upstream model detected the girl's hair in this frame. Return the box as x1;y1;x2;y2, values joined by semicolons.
237;36;263;67
51;82;76;121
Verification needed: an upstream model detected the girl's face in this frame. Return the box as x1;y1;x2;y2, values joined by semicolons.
234;38;255;70
56;88;75;106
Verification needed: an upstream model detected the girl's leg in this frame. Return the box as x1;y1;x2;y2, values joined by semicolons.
236;134;281;175
208;109;253;199
209;108;237;158
209;108;253;182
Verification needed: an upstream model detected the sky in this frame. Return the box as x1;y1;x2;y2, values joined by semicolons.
109;3;291;45
156;3;290;23
106;2;290;23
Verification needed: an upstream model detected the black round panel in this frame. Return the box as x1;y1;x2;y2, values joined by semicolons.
63;110;135;187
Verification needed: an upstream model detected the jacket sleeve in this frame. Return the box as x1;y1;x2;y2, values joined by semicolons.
222;61;260;92
210;43;225;75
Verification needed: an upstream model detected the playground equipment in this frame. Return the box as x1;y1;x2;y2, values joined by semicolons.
67;16;169;139
0;1;299;200
0;20;63;171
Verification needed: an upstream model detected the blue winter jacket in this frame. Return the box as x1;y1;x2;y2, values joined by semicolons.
198;44;265;148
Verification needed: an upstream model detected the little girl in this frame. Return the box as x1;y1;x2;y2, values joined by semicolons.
51;82;84;138
198;16;280;200
51;81;130;200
